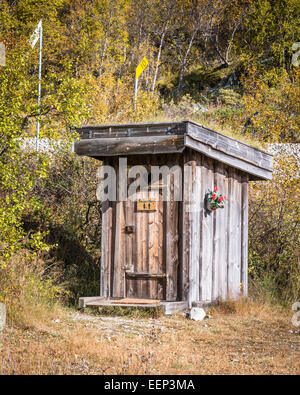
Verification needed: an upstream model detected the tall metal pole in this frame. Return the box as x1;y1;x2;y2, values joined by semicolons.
36;22;43;151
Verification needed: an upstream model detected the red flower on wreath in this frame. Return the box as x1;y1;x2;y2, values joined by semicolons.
207;188;226;211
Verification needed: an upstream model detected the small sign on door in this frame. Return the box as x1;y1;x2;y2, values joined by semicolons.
136;200;157;211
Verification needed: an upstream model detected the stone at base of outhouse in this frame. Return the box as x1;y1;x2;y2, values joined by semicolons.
78;296;107;309
78;297;188;315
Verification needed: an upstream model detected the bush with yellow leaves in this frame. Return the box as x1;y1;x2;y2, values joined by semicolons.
242;68;300;142
248;152;299;304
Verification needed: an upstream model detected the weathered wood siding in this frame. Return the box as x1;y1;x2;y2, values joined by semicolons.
100;150;249;304
100;158;113;298
101;154;181;301
182;149;248;305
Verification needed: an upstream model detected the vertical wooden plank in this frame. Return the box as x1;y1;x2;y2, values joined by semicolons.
178;194;184;300
141;191;148;297
211;161;218;302
165;166;179;301
112;157;126;298
214;163;228;301
181;150;192;302
143;161;150;298
119;201;126;298
100;158;113;298
226;168;232;299
226;168;234;299
100;199;112;297
234;171;242;299
241;174;249;297
157;185;165;298
227;169;242;299
136;192;143;297
131;171;138;298
112;201;124;297
198;155;204;302
199;156;214;302
100;197;107;297
107;201;113;298
211;166;217;303
188;151;201;306
211;161;227;302
148;187;157;299
148;156;158;298
124;194;133;297
128;160;137;297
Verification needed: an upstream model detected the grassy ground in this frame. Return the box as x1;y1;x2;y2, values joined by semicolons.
0;300;299;375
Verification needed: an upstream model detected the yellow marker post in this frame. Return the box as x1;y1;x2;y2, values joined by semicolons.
134;57;148;110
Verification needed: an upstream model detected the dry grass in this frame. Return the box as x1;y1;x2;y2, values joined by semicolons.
0;300;299;375
144;114;266;150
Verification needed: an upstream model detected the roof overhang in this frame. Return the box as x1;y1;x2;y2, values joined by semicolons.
73;120;273;180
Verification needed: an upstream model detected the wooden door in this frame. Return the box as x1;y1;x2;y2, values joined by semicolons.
124;187;166;300
110;156;180;302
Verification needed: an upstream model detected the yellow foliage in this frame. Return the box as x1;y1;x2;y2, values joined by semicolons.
87;71;159;124
242;68;300;142
248;153;300;303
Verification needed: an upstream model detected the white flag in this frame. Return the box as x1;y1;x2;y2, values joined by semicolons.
29;20;42;48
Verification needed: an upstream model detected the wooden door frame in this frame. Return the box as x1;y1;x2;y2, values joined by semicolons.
104;156;182;301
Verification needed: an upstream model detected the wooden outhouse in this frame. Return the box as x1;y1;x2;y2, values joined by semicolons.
74;120;272;313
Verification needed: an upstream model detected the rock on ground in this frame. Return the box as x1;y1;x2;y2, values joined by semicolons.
189;307;206;321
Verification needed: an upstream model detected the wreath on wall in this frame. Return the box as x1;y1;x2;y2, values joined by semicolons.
206;187;227;211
